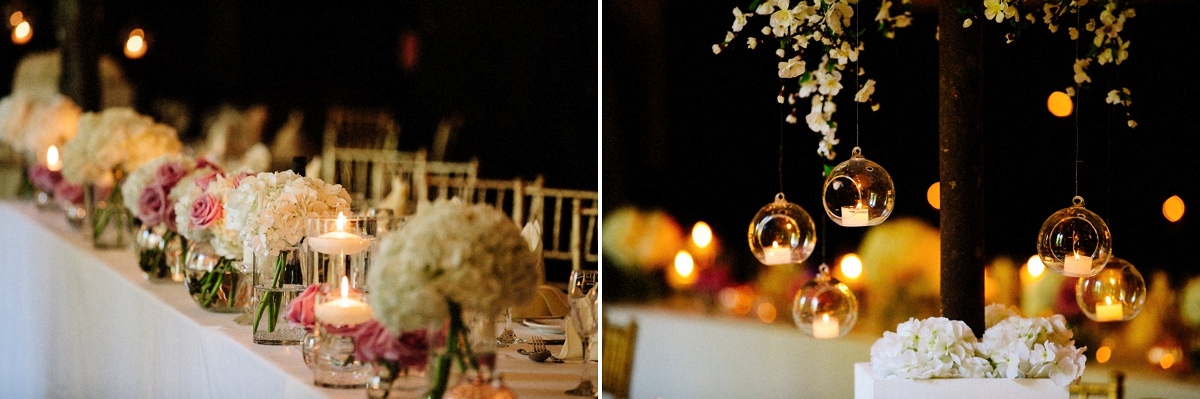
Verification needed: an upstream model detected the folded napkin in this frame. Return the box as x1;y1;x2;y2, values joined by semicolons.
512;285;569;319
521;219;542;252
558;320;583;360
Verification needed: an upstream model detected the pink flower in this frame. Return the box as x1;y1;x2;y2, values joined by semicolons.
193;170;221;191
352;321;404;363
136;183;170;226
285;283;322;330
54;181;84;205
154;161;189;190
195;157;222;173
27;164;63;192
230;171;255;188
189;193;224;229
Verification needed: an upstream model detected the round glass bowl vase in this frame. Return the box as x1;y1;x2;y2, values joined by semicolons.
1036;196;1112;277
183;240;250;313
134;224;185;283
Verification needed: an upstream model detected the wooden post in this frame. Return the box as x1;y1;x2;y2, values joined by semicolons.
56;0;102;111
939;0;985;336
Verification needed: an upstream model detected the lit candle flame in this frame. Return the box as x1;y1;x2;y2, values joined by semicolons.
46;145;60;171
336;212;347;231
340;275;350;299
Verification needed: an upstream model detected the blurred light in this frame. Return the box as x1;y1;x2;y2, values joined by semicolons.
46;145;61;172
1164;195;1185;222
926;182;940;210
1148;346;1164;364
691;221;713;248
1026;255;1045;278
9;11;23;27
756;301;777;323
1161;353;1176;369
1047;91;1073;117
12;20;31;45
667;250;697;289
719;285;756;316
125;29;147;59
840;253;863;280
1095;346;1112;364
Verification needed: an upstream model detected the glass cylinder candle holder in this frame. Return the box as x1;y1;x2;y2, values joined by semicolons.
822;147;896;227
748;193;816;266
313;277;375;388
306;213;377;291
248;245;311;345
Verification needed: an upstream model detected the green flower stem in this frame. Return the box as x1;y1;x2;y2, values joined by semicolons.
196;257;236;308
429;301;471;399
252;253;287;334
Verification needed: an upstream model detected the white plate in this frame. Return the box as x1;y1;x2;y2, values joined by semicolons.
522;318;565;335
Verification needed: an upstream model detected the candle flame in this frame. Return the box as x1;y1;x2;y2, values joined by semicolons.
47;145;60;171
821;313;831;323
336;212;347;231
340;275;350;298
1105;296;1113;306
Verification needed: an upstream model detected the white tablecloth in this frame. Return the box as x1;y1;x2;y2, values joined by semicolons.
0;201;595;398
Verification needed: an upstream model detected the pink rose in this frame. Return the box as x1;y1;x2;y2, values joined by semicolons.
352;321;405;364
154;161;189;190
230;171;255;188
189;193;224;229
27;164;63;192
195;158;222;174
54;181;84;205
194;170;221;191
136;183;170;226
285;283;322;330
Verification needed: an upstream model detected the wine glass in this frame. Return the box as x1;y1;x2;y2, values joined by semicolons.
565;269;598;396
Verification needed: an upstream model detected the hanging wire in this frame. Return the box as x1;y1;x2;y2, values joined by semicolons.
854;0;861;148
779;79;786;194
1073;8;1081;198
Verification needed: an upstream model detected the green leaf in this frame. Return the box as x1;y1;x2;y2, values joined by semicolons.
823;164;834;177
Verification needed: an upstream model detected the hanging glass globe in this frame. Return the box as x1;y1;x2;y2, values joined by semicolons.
1076;256;1146;322
793;264;858;339
1036;196;1112;277
822;147;895;227
748;192;816;266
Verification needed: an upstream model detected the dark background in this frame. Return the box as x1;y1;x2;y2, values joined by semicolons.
2;0;598;191
604;1;1200;291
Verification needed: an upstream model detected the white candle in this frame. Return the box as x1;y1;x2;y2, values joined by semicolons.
315;276;373;327
1064;253;1092;276
813;313;840;339
307;213;372;255
47;145;61;172
763;242;791;265
841;206;869;226
1095;296;1123;322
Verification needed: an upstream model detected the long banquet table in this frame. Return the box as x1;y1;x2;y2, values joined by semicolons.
0;200;595;398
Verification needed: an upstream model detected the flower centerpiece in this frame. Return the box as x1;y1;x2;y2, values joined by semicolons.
174;170;256;311
60;107;182;248
0;92;80;200
120;154;220;281
858;304;1086;398
367;199;540;399
224;170;352;344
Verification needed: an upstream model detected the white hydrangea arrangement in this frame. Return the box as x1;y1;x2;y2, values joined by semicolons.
60;107;182;187
0;92;80;160
368;199;541;332
223;170;352;257
870;304;1086;387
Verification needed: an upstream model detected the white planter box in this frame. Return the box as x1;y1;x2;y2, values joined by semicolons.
854;362;1067;399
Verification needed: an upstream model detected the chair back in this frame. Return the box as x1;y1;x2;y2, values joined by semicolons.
602;316;638;399
320;106;400;191
413;155;480;211
531;186;598;271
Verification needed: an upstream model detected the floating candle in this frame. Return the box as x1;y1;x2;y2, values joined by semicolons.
307;212;373;255
314;276;373;327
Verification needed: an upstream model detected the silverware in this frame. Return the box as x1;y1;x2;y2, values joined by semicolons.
516;336;563;363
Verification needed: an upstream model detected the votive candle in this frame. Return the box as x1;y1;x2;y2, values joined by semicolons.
764;242;791;265
1064;253;1092;276
841;206;869;227
1095;296;1123;322
813;313;840;339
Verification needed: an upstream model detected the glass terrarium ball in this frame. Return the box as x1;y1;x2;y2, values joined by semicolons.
1036;196;1112;277
792;269;858;339
822;147;895;227
748;193;816;266
1076;256;1146;322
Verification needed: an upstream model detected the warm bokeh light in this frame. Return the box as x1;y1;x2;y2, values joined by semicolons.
840;253;863;280
9;11;22;27
1047;91;1073;117
1163;195;1185;222
926;182;940;210
1026;255;1045;278
667;250;697;289
756;301;777;323
1161;353;1175;369
12;20;31;45
691;221;713;248
718;285;756;316
1095;346;1112;363
46;145;61;172
124;29;147;59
